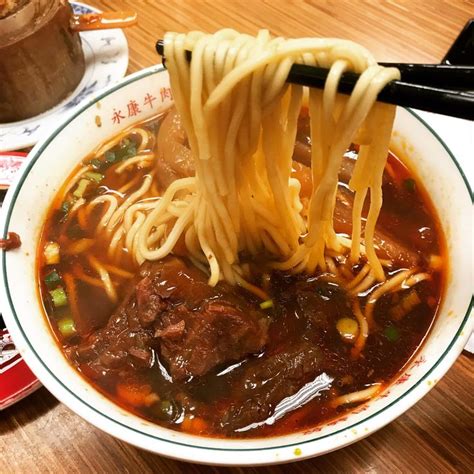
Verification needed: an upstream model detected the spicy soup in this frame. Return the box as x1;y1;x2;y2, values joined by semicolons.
37;111;445;438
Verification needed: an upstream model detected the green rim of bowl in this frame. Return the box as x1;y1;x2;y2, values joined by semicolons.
1;65;473;453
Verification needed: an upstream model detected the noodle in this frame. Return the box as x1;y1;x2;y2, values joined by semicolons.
349;272;376;296
95;127;151;157
132;30;399;286
106;174;153;233
62;273;80;320
102;264;135;279
51;31;416;343
108;227;124;262
72;265;105;288
351;299;369;358
115;153;154;174
331;384;381;407
88;195;118;228
88;255;117;303
62;238;94;255
346;264;371;291
364;269;414;327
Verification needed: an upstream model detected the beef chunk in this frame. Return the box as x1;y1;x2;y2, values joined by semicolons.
155;300;269;381
223;342;324;431
68;257;269;382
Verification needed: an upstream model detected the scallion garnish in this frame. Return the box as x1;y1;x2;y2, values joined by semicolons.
44;270;61;289
57;317;76;338
49;286;68;308
384;325;400;342
73;178;90;199
84;171;104;183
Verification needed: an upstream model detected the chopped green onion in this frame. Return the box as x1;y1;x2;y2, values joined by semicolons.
73;178;90;199
336;317;359;342
120;141;137;159
57;317;76;338
153;399;179;421
114;138;137;160
159;400;174;417
49;286;68;308
59;201;72;222
260;300;274;309
44;241;60;265
44;270;61;288
404;178;416;192
84;171;104;183
61;201;71;214
89;158;104;170
105;150;117;163
384;325;400;342
102;139;137;167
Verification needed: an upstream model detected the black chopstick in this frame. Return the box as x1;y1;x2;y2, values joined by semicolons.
155;40;474;121
379;63;474;89
442;18;474;65
288;64;474;120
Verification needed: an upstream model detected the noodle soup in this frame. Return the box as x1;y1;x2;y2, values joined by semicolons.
37;108;446;438
2;59;470;465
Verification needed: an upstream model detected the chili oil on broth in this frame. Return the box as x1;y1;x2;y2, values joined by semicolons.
37;108;446;439
37;115;164;340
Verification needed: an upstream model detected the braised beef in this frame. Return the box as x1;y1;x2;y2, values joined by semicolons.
156;300;268;381
222;342;324;431
68;256;269;381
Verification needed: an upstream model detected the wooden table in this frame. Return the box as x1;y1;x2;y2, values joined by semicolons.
2;1;473;472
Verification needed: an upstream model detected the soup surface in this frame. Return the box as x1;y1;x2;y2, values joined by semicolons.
38;110;445;438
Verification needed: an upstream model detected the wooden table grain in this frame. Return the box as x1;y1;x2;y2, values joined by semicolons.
2;1;473;472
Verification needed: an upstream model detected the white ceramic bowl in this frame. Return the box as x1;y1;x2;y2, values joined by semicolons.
1;65;472;466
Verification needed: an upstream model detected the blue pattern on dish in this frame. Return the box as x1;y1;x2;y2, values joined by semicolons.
71;4;93;14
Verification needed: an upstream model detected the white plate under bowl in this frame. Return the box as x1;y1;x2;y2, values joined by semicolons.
0;1;129;152
0;65;472;465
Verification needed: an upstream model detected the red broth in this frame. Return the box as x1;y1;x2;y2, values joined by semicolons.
37;112;446;438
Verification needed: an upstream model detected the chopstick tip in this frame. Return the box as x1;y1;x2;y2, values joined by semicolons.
156;39;164;56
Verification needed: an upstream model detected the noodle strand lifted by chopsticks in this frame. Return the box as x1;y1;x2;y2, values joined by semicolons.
131;30;400;285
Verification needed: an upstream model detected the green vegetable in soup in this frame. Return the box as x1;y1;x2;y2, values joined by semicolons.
73;178;91;199
153;399;180;421
49;287;68;308
84;171;104;183
105;139;137;165
61;200;71;214
57;317;77;338
88;138;138;172
44;270;61;289
89;158;104;170
384;325;400;342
